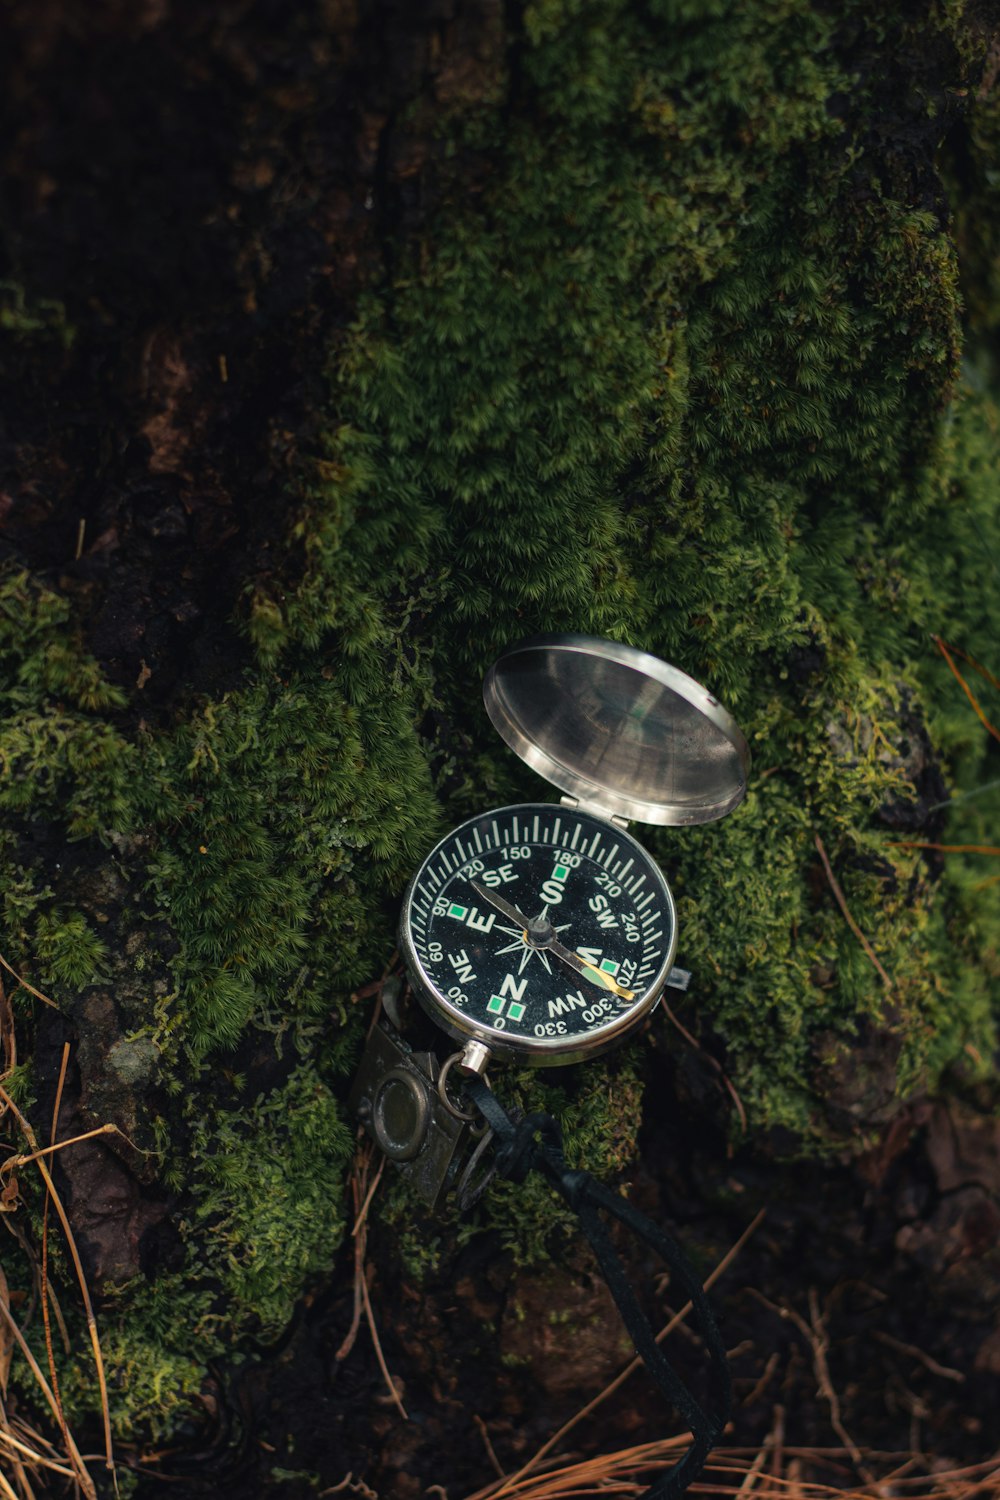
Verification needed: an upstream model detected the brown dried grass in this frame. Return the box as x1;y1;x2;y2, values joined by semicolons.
0;964;115;1499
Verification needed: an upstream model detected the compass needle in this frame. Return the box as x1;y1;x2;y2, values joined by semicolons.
547;938;636;999
470;880;531;929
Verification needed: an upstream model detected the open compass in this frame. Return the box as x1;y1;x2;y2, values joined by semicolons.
400;633;749;1071
350;635;747;1495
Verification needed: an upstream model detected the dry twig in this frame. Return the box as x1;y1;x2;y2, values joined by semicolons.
474;1414;508;1481
741;1351;780;1410
39;1044;71;1466
0;1294;95;1499
933;637;1000;746
0;954;58;1011
748;1291;874;1486
458;1444;1000;1500
812;835;892;990
0;1081;114;1485
662;1002;748;1133
336;1136;408;1422
873;1331;965;1385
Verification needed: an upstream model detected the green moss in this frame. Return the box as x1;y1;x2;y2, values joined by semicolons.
464;1053;647;1261
138;664;441;1057
33;908;108;989
0;281;75;347
0;571;134;838
250;0;997;1158
50;1066;354;1443
185;1064;354;1337
58;1274;217;1442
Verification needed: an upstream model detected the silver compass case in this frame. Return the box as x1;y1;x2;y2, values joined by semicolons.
395;633;751;1066
482;633;750;827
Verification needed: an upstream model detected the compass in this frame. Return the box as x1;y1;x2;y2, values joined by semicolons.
351;633;745;1493
398;633;750;1071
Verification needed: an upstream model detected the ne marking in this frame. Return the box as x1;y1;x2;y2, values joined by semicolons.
589;832;601;856
455;838;467;862
604;844;620;869
570;824;581;850
512;815;520;842
533;814;540;841
636;892;655;910
441;850;453;872
618;858;634;880
428;869;441;889
552;817;562;843
473;827;483;853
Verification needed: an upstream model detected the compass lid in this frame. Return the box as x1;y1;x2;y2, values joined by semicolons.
483;633;750;827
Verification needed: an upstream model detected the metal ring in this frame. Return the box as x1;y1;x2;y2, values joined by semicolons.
437;1053;491;1123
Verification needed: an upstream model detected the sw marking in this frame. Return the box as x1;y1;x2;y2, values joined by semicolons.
588;892;619;929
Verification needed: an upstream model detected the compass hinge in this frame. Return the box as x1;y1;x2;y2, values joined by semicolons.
559;795;630;830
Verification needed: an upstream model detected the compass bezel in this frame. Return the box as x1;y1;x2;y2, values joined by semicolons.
399;802;678;1066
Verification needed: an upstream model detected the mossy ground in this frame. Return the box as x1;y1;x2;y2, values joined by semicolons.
1;0;999;1465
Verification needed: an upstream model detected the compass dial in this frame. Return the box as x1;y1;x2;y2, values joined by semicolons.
400;803;677;1064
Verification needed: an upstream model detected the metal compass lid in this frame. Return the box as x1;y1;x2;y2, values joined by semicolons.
482;633;750;827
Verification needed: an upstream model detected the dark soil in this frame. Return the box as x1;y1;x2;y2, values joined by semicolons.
2;0;496;713
121;1033;1000;1499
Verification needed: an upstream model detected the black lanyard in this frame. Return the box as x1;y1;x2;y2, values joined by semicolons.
463;1076;732;1500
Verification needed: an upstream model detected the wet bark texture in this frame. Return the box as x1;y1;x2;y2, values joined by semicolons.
2;2;1000;1497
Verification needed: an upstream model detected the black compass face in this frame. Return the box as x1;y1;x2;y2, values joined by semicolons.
400;803;677;1063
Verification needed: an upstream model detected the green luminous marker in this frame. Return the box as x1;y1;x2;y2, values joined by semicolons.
487;995;505;1014
508;1001;525;1022
599;958;620;975
448;903;468;920
553;863;570;881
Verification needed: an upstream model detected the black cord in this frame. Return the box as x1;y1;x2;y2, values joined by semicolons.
464;1076;731;1500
